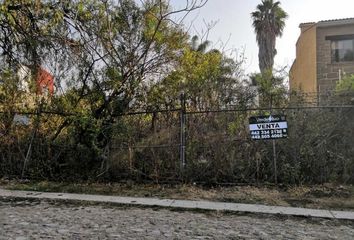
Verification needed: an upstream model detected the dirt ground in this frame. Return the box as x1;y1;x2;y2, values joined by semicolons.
1;179;354;211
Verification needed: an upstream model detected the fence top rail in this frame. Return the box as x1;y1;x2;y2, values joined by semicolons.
1;105;354;117
185;105;354;115
112;108;181;116
0;110;75;116
0;108;181;117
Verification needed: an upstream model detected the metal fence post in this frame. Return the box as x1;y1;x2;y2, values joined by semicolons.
21;102;42;180
180;92;186;173
270;94;277;185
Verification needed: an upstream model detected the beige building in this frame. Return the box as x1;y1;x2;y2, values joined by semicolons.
290;18;354;104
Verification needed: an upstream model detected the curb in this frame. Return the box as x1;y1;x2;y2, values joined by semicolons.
1;189;354;220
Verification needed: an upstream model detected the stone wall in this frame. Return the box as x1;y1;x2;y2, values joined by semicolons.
316;24;354;94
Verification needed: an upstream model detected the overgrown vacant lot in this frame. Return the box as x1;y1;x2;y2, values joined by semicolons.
2;180;354;211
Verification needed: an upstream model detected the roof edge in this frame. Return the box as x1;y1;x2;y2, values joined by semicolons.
299;18;354;28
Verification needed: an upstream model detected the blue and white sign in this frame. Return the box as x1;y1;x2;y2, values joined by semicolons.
249;115;288;140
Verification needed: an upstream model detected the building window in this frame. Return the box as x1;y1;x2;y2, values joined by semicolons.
331;39;354;62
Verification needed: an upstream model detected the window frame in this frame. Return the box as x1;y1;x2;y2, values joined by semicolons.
326;34;354;63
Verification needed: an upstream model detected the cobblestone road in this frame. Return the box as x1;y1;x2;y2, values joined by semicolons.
1;200;354;239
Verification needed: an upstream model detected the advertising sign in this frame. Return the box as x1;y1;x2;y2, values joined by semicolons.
249;115;288;140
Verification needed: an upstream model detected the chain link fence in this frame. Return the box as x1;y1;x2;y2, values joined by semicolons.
1;93;354;184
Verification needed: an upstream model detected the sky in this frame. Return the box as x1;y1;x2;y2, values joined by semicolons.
169;0;354;74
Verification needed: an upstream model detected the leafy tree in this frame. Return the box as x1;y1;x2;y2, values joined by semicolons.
336;74;354;92
249;69;288;108
60;0;203;117
335;74;354;104
0;0;209;179
145;35;249;111
0;0;68;67
251;0;287;74
190;35;210;53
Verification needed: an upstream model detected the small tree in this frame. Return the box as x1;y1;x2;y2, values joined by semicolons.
249;69;288;108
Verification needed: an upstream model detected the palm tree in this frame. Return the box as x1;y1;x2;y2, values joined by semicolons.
251;0;287;74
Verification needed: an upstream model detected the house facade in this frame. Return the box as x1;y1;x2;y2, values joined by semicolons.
18;64;54;96
290;18;354;104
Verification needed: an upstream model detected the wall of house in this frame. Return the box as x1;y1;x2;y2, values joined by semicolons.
289;23;317;96
316;24;354;94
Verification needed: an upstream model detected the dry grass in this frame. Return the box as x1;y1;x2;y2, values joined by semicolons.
1;179;354;211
